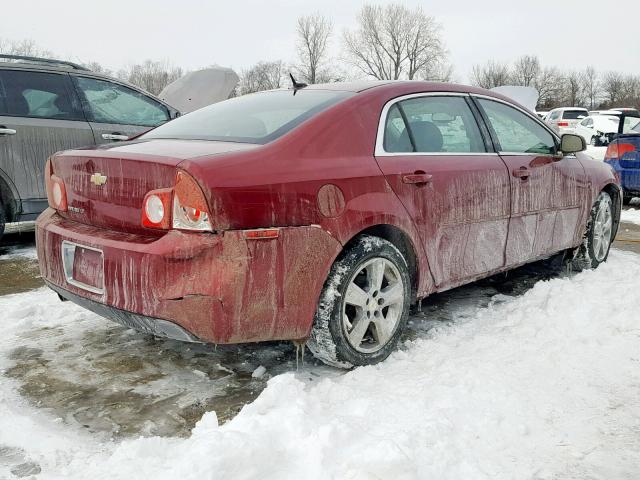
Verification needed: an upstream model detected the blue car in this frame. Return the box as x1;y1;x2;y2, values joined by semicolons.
604;113;640;204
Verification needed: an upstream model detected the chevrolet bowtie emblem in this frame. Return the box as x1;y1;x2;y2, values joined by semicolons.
90;173;107;186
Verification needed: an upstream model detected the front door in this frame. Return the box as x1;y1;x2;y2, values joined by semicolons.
0;69;94;218
474;97;588;265
71;75;171;145
375;94;511;290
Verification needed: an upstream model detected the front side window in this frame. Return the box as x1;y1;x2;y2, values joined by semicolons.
478;99;556;155
142;89;353;144
0;70;82;120
383;96;486;153
74;76;169;127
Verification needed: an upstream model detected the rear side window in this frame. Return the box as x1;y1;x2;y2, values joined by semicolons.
142;89;353;144
74;76;170;127
383;96;486;153
478;99;556;155
0;70;83;120
562;110;588;120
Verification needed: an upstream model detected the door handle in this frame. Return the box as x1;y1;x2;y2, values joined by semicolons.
102;133;129;141
512;167;530;180
402;172;433;185
0;127;17;136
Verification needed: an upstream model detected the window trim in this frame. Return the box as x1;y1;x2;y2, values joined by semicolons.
470;94;561;157
0;70;86;122
71;74;171;127
375;92;497;157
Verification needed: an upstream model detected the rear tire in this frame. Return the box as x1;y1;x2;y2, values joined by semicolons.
0;203;5;244
590;136;598;146
308;235;411;368
569;191;614;270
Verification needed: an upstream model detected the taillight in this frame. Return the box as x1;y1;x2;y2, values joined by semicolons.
141;188;173;229
140;170;212;232
172;171;212;231
557;121;569;127
45;158;68;212
605;143;637;160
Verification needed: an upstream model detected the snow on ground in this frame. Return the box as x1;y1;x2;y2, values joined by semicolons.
1;250;640;479
585;145;607;161
621;208;640;226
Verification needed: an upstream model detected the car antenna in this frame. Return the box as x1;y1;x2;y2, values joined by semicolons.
289;73;307;94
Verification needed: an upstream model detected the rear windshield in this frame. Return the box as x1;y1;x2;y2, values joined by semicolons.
562;110;588;119
142;89;353;144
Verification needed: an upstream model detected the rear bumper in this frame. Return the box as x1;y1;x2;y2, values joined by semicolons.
48;281;201;342
36;209;342;344
606;161;640;194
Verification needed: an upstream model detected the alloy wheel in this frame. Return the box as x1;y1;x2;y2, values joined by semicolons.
342;257;405;353
592;195;613;262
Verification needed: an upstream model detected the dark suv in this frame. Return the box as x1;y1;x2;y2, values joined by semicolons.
0;55;179;241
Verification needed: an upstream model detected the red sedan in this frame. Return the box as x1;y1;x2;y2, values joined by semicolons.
36;81;620;367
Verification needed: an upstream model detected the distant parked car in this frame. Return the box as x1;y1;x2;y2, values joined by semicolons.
0;54;179;242
36;80;620;367
574;115;620;146
605;113;640;204
545;107;589;135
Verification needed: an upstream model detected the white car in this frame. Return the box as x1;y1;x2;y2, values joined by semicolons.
536;110;549;119
574;115;619;146
545;107;589;134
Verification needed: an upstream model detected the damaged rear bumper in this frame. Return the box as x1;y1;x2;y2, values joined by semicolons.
47;281;201;342
36;209;342;344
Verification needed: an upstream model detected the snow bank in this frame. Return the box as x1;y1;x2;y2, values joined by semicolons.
621;208;640;225
585;145;606;161
1;250;640;479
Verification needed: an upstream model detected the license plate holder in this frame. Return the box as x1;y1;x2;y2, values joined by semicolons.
61;241;104;294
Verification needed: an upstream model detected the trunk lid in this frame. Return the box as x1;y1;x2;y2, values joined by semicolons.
52;139;257;235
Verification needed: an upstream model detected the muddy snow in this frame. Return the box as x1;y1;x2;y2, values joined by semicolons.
1;247;639;479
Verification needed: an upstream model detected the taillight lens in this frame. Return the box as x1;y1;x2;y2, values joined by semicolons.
557;121;569;127
45;158;68;212
140;171;212;231
605;143;637;160
141;188;173;229
173;171;212;231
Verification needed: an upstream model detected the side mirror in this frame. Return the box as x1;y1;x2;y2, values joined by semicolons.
560;133;586;155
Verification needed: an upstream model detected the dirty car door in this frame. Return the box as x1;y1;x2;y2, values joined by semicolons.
72;76;171;144
375;94;511;290
474;97;587;265
0;70;94;219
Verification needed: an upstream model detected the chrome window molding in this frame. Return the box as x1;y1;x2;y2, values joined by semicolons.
374;91;494;157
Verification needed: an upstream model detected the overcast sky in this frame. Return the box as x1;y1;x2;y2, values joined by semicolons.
4;0;639;81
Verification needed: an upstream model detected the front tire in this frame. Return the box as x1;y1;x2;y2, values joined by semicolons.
308;236;411;368
570;191;614;270
590;136;599;147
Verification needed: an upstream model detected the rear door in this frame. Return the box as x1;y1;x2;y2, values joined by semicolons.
71;75;171;144
375;93;511;290
474;97;588;264
0;69;94;218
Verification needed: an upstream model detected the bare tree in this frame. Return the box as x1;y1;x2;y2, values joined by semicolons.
469;60;511;89
511;55;540;87
601;71;625;106
296;13;333;84
239;61;285;95
118;60;183;95
581;66;600;109
343;4;447;80
0;38;53;58
564;71;584;106
534;67;565;108
81;61;113;76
